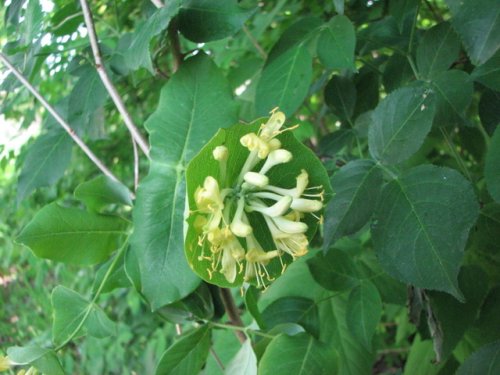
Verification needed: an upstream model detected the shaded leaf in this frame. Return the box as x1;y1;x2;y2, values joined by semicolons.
51;286;116;346
255;45;313;116
318;129;355;156
17;203;129;265
446;0;500;65
17;129;72;203
155;326;211;375
485;126;500;202
479;90;500;135
383;53;414;93
324;75;356;122
472;50;500;91
324;160;383;248
346;280;382;350
74;175;133;212
7;346;64;375
258;333;335;375
456;341;500;375
372;165;479;299
403;335;446;375
178;0;254;43
317;15;356;71
130;54;237;309
307;249;358;291
368;86;436;164
245;286;265;328
389;0;419;32
416;22;461;79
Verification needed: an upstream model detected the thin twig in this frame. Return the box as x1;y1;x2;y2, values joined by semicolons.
132;138;139;191
79;0;150;158
0;52;122;185
243;25;268;59
219;288;246;343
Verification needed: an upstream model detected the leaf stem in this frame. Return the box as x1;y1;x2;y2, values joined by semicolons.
54;238;129;352
0;52;124;187
79;0;150;158
208;321;276;340
219;288;247;343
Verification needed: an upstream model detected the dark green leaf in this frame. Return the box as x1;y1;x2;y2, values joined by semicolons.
428;266;489;360
404;335;446;375
383;53;414;93
74;175;133;212
318;129;355;156
416;22;461;78
130;54;237;309
307;249;358;291
354;68;379;116
225;340;257;375
50;2;84;37
389;0;419;32
485;126;500;202
159;283;214;323
17;203;129;265
456;341;500;375
155;325;211;375
178;0;254;43
17;129;72;203
92;250;130;294
446;0;500;65
261;297;319;338
472;50;500;91
479;90;500;135
255;45;313;116
245;286;265;328
258;333;336;375
324;75;356;122
372;165;479;299
125;0;181;72
346;280;382;350
471;203;500;259
429;70;473;127
324;160;383;248
368;86;436;164
52;286;116;346
317;15;356;71
7;346;65;375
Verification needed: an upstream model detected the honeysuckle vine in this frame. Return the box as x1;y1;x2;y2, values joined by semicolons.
185;110;332;288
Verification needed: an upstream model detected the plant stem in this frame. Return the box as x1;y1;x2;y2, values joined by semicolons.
79;0;150;158
219;288;247;343
0;52;123;187
208;321;276;340
55;239;129;351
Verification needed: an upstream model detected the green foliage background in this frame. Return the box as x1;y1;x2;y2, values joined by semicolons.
1;0;499;374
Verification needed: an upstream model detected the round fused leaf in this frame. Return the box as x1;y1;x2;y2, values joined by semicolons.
184;119;332;288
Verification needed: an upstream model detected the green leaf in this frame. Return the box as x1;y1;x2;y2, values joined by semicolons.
68;67;108;131
324;75;356;122
428;266;489;360
346;280;382;350
446;0;500;65
318;129;356;156
92;250;130;294
155;325;211;375
258;333;336;375
368;86;436;164
354;68;380;116
456;341;500;375
403;335;446;375
472;50;500;91
255;45;313;116
485;126;500;203
52;286;116;346
50;2;84;37
317;15;356;71
17;203;129;265
74;175;133;212
22;0;43;44
178;0;254;43
383;53;414;93
307;249;358;292
416;22;461;78
261;297;320;338
479;90;500;135
429;70;473;127
245;286;265;328
185;121;332;287
125;0;181;72
17;129;72;203
224;340;257;375
324;160;383;248
372;165;479;299
130;54;237;309
389;0;419;32
7;346;65;375
159;283;214;323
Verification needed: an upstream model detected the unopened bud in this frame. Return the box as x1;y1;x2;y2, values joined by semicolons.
273;216;308;234
260;149;292;174
213;145;228;161
244;172;269;188
291;198;323;212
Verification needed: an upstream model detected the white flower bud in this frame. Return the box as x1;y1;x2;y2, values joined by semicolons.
269;138;281;150
247;196;292;217
291;198;323;212
259;149;292;175
230;221;253;237
212;145;228;161
244;172;269;188
272;216;308;234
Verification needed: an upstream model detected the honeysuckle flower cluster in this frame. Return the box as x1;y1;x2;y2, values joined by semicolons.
192;109;324;287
